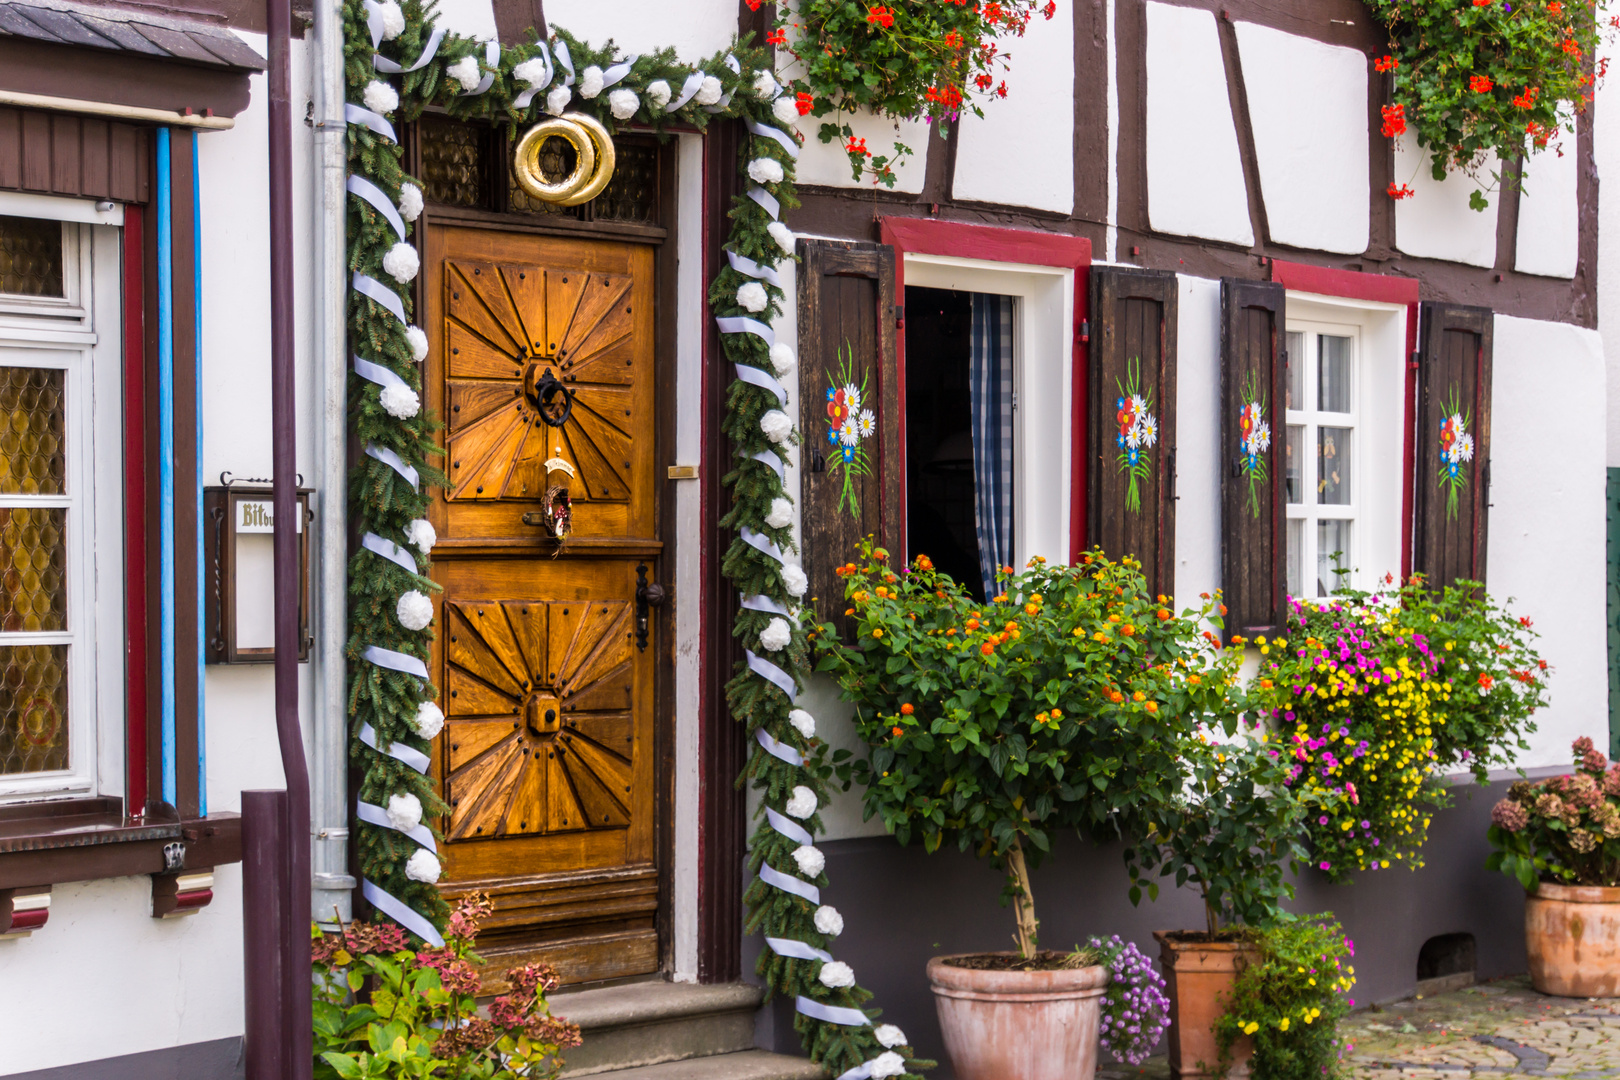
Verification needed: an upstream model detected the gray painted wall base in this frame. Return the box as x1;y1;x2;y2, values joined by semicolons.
3;1037;244;1080
754;779;1525;1077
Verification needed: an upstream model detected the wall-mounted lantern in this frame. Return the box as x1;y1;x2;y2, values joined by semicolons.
204;476;313;664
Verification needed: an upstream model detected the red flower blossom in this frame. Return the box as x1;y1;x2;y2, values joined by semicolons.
1478;672;1495;690
1472;0;1491;6
944;29;962;48
974;72;993;90
845;136;870;157
1550;0;1564;12
866;4;894;28
1519;615;1533;628
1380;103;1406;138
745;0;762;9
765;28;787;45
996;80;1008;98
1387;182;1416;200
1512;86;1540;108
1374;55;1398;73
1469;74;1493;93
796;91;814;115
1561;37;1582;59
1043;0;1057;18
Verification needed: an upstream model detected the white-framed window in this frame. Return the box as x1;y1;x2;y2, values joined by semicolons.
1283;295;1408;599
0;205;124;802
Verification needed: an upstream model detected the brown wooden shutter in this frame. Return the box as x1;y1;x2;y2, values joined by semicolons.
1088;267;1178;597
797;239;900;631
1219;279;1287;636
1412;302;1493;588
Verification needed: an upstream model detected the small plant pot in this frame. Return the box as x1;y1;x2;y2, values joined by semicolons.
927;954;1109;1080
1153;931;1258;1079
1526;882;1620;997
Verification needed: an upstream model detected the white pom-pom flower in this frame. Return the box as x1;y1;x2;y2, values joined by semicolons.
818;960;855;989
447;55;482;92
512;57;549;88
869;1052;907;1079
747;157;785;185
646;79;672;109
579;65;605;98
814;904;844;936
546;85;572;115
769;342;796;376
405;325;428;361
759;616;791;652
789;709;816;739
397;590;434;631
773;95;800;126
782;563;808;598
768;221;795;255
379;382;420;419
382;242;419;284
792;843;825;877
736;281;769;313
753;70;778;99
374;0;405;40
405;517;436;554
363;79;399;115
386;792;423;832
785;785;818;820
765;497;793;529
609;88;640;120
398;183;423;222
874;1025;907;1049
413;700;445;739
760;409;794;444
695;75;723;105
405;848;441;883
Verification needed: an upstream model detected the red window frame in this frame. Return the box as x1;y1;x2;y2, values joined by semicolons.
1266;260;1420;577
875;218;1092;563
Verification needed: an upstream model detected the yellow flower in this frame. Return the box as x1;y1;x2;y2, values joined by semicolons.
1243;1022;1259;1035
1278;1017;1290;1031
872;628;883;638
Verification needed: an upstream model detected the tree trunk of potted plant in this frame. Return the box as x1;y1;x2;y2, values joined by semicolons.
928;841;1111;1080
1526;883;1620;997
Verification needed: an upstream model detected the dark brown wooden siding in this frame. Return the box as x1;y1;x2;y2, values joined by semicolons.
1088;267;1178;597
1219;278;1287;637
0;107;150;203
1412;302;1494;590
797;238;900;634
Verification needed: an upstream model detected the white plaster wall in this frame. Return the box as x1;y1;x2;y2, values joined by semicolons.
431;0;498;42
1143;2;1252;247
795;111;930;195
951;1;1075;214
547;0;737;61
1488;316;1608;766
1516;144;1580;279
1174;275;1221;608
1392;139;1500;267
1601;69;1620;467
1233;22;1369;255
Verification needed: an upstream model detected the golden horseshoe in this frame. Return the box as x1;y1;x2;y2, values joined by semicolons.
512;111;617;206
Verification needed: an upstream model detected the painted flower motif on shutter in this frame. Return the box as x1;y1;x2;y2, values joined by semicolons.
825;341;875;518
1114;356;1158;513
1237;371;1272;519
1437;387;1476;520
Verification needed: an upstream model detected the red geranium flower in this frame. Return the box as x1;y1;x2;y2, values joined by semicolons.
866;4;894;28
1380;103;1406;138
1374;55;1398;73
765;28;787;45
944;30;962;48
1469;75;1493;93
1387;182;1416;200
796;91;814;115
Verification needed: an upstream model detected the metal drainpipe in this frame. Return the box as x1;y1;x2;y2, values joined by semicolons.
310;0;355;925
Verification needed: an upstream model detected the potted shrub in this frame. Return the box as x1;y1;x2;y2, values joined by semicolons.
1129;724;1319;1079
1488;736;1620;997
1211;915;1357;1080
816;546;1241;1080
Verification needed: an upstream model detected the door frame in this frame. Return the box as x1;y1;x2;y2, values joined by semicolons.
404;122;681;977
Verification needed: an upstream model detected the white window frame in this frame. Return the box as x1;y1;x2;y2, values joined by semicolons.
1283;294;1408;599
0;202;124;803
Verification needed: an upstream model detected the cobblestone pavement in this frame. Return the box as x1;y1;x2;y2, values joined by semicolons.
1094;976;1620;1079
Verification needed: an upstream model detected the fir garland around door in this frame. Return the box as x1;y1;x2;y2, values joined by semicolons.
340;1;922;1076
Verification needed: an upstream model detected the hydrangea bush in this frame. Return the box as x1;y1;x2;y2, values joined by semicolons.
1489;736;1620;889
1212;915;1357;1080
1087;935;1169;1066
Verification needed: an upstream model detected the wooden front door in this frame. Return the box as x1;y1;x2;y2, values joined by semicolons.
423;225;660;987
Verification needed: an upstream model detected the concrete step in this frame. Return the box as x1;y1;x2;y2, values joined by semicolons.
575;1050;828;1080
554;980;778;1077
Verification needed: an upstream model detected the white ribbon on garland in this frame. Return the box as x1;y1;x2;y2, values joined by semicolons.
751;448;786;484
352;270;408;325
760;861;819;904
365;443;420;490
742;593;790;616
747;186;781;220
668;70;706;111
746;649;797;699
374;26;446;73
601;53;639;88
726;248;783;288
357;799;439;853
513;41;553;109
795;996;871;1029
354;355;412;395
362;0;389;48
362;531;420;575
346;175;407;242
756;726;803;767
766;935;832;964
554;39;575;85
748;119;801;159
359;721;432;773
716;315;774;348
458;39;501;96
363;644;430;680
740;526;787;563
362;879;445;947
766;806;814;846
734;363;787;405
345;103;397;143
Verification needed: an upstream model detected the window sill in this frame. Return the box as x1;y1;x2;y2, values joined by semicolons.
0;797;241;889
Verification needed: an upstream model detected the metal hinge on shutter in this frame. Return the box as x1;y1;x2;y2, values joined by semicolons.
1011;392;1018;413
894;303;905;328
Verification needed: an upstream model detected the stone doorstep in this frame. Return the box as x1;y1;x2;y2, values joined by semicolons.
553;980;775;1077
577;1050;829;1080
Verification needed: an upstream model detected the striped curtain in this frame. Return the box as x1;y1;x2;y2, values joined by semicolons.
970;294;1014;599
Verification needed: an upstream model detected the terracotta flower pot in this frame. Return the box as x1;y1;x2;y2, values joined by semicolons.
927;954;1109;1080
1526;882;1620;997
1153;931;1258;1079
